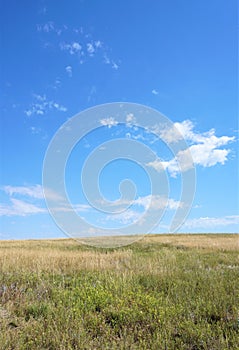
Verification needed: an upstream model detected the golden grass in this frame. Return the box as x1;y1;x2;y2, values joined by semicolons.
0;246;132;274
0;234;237;275
142;233;239;250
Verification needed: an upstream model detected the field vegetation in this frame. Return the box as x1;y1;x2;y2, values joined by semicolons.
0;234;238;349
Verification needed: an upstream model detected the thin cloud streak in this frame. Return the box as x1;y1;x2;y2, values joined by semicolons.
183;215;239;229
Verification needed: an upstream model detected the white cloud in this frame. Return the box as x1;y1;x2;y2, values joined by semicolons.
112;61;119;70
2;185;44;199
152;89;158;95
37;22;66;35
60;42;82;55
103;54;111;64
147;120;235;177
87;43;95;55
105;209;142;225
126;113;135;124
94;40;102;48
97;194;182;212
0;199;47;216
103;54;120;70
25;94;67;116
2;185;65;203
0;185;91;217
135;195;183;210
188;144;230;167
73;27;84;35
52;78;61;89
43;188;65;202
102;195;182;225
52;103;67;112
30;126;42;135
183;215;239;229
74;203;94;213
100;117;118;128
37;21;55;33
65;65;72;77
38;22;120;72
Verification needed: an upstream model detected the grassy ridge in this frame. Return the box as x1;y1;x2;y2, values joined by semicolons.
0;234;239;349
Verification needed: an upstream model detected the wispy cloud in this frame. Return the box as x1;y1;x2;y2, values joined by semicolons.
0;199;47;216
111;61;119;70
183;215;239;229
37;21;66;36
25;94;67;117
104;209;142;225
147;120;235;177
103;54;120;70
65;65;72;77
0;185;91;217
135;195;183;210
37;22;119;70
152;89;158;95
30;126;43;135
52;78;61;90
37;21;55;33
97;194;183;225
2;185;44;199
98;194;183;212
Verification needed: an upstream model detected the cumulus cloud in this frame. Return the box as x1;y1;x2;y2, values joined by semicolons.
147;120;235;177
25;94;67;116
152;89;158;95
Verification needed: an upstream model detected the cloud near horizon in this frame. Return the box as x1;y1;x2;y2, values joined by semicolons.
183;215;239;229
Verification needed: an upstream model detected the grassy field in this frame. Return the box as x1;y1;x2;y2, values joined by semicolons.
0;234;238;349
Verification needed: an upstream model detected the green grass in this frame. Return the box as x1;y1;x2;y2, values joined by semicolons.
0;234;238;349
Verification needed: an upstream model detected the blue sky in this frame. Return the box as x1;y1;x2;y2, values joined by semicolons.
0;0;238;240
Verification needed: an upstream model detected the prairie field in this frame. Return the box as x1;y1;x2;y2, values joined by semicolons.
0;234;238;349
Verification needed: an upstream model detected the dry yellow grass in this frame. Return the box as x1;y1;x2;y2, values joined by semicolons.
0;245;132;274
0;234;238;275
142;233;239;250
